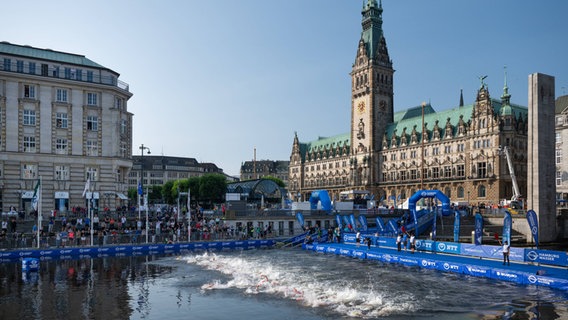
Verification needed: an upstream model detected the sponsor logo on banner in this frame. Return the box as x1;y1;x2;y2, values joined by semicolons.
421;260;436;268
496;271;518;279
40;250;54;255
339;249;351;255
98;248;110;252
443;263;460;271
526;250;538;261
19;251;33;257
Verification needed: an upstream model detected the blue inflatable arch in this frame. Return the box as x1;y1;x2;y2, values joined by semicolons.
309;190;332;213
408;190;451;216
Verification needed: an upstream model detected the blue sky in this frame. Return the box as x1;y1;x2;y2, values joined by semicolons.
3;1;567;176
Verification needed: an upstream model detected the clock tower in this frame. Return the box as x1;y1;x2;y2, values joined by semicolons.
350;0;394;189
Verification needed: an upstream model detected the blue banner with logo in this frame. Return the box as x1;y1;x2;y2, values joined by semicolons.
335;214;343;229
453;211;461;242
375;217;385;232
503;210;512;245
526;210;539;248
296;212;305;228
358;215;368;231
349;214;357;231
474;212;483;245
524;249;567;266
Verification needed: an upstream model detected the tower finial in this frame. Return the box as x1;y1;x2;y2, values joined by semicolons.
501;65;511;103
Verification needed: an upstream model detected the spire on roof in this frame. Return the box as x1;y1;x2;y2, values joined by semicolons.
501;66;511;105
459;89;464;107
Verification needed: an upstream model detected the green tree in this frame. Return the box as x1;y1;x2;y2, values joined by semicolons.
199;174;227;204
263;176;285;188
162;180;175;205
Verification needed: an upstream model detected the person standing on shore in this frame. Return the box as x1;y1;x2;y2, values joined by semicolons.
500;240;510;265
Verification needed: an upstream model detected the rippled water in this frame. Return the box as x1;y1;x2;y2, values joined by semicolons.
1;249;567;319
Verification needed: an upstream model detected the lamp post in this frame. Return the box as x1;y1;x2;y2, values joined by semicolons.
139;144;150;242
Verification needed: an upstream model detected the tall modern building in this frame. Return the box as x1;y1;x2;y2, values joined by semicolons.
0;41;133;214
289;0;529;208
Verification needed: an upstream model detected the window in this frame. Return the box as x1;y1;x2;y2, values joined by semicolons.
477;162;487;178
23;109;36;125
86;140;98;156
557;149;562;164
23;136;36;152
478;185;486;198
56;112;68;128
410;150;417;159
87;71;93;82
55;165;69;180
556;116;564;126
457;186;464;198
29;62;36;75
86;167;98;181
433;147;439;155
115;97;124;109
76;69;82;81
445;187;451;198
557;171;562;186
556;132;562;144
432;167;439;179
87;92;98;106
55;138;68;154
3;58;11;71
87;116;98;131
444;166;451;178
444;145;452;154
24;84;36;98
16;60;24;72
457;164;465;177
401;152;407;160
410;169;417;180
56;88;68;102
457;143;465;152
64;68;71;79
390;153;396;161
400;171;407;181
22;164;38;179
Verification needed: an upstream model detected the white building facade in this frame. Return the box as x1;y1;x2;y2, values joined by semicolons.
0;42;133;215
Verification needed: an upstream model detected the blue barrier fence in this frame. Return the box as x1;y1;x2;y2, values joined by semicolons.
341;233;567;268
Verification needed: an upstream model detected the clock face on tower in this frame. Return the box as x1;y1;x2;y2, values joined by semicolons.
357;101;365;114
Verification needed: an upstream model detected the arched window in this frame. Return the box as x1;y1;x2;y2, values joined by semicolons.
478;185;486;198
457;186;464;198
444;187;451;198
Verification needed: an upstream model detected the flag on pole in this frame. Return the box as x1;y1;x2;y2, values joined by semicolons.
137;181;143;195
82;179;90;198
187;188;191;210
31;178;40;211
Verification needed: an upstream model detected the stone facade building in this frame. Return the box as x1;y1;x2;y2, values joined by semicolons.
128;155;227;190
555;95;568;202
288;0;529;208
240;160;289;186
0;41;133;214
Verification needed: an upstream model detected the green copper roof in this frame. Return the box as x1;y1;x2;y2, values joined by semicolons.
360;0;384;59
385;99;528;141
0;41;106;70
303;133;350;153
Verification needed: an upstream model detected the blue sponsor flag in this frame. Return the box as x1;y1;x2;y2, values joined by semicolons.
453;211;461;242
296;212;305;228
526;210;539;248
503;210;512;245
375;217;385;232
387;219;398;234
342;215;350;228
431;210;437;241
474;212;483;245
358;215;368;231
349;214;357;231
137;181;143;195
335;215;343;229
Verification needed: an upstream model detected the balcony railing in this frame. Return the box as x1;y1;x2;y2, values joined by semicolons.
1;61;130;93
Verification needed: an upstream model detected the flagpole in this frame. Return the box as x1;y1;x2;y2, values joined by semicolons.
145;187;149;243
187;188;191;242
36;176;42;248
89;185;93;246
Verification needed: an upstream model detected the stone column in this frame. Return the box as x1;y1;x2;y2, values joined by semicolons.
527;73;557;242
